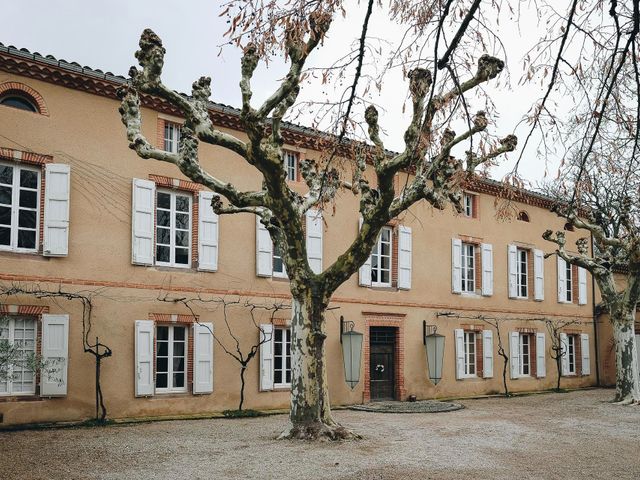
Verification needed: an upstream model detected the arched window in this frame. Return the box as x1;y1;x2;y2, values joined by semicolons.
564;222;575;232
0;94;38;112
517;211;530;222
0;83;48;116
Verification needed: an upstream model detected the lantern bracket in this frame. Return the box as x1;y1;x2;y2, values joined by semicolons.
340;316;355;343
423;321;438;344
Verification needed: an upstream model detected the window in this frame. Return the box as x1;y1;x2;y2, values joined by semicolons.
155;325;187;393
164;122;181;153
519;333;531;376
517;211;530;222
565;261;573;302
463;193;474;217
464;331;476;377
284;151;298;182
156;190;191;267
273;327;291;387
371;226;392;286
0;162;40;252
0;94;38;112
516;248;528;298
564;222;574;232
567;334;576;374
461;243;476;293
0;317;37;396
272;242;287;278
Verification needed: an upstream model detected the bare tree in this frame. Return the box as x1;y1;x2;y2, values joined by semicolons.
544;318;579;392
119;2;516;439
159;294;288;413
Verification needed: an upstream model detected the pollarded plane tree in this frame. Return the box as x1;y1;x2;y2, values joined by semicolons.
543;164;640;403
526;1;640;404
119;1;517;439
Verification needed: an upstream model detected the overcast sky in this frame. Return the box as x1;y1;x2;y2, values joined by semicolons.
3;0;556;185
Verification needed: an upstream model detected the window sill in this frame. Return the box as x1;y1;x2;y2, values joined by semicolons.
271;275;289;283
150;265;196;273
0;394;41;402
151;391;190;398
272;386;291;392
0;249;45;260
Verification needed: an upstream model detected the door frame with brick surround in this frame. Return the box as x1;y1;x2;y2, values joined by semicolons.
362;312;405;402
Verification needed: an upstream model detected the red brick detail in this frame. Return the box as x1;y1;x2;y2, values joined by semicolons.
0;304;49;314
363;313;406;403
149;313;198;323
0;147;52;165
475;245;482;292
517;327;537;334
156;117;165;150
39;164;46;253
461;324;483;331
272;317;290;327
472;193;480;219
530;333;537;377
149;174;204;193
527;249;534;298
0;81;49;116
476;332;484;378
575;334;582;375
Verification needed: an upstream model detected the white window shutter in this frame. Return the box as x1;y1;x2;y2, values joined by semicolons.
483;329;494;378
454;329;465;379
259;324;274;391
560;333;569;375
398;225;412;290
581;333;590;375
557;256;567;303
358;217;372;287
135;320;155;396
451;238;462;294
510;332;520;379
198;191;219;272
40;314;69;396
193;322;214;394
305;209;323;274
578;267;588;305
481;243;493;296
507;244;518;298
536;332;546;378
43;163;71;256
534;249;545;301
131;179;155;266
256;216;273;277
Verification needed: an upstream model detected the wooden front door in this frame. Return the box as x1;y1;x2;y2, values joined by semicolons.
369;327;396;401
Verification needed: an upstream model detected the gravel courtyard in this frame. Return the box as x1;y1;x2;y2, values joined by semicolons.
1;389;639;480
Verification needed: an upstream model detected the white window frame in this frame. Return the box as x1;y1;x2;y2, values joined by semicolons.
567;334;577;375
516;248;528;298
272;241;287;279
565;261;573;303
519;333;531;376
273;327;292;388
0;161;40;253
164;122;181;153
0;316;37;396
284;151;298;182
461;242;476;293
371;226;392;287
155;189;192;268
155;324;188;394
463;193;474;217
463;331;477;377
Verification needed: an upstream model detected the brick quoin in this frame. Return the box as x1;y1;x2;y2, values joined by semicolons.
362;312;406;403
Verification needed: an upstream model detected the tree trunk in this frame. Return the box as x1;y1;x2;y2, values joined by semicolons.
239;365;246;411
279;292;359;440
555;355;562;392
610;308;640;404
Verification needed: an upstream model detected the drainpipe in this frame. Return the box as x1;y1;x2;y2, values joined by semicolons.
591;231;601;386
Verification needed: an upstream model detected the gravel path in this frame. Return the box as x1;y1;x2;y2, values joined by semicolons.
1;389;639;480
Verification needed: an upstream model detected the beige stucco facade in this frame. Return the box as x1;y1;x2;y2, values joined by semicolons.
0;45;603;426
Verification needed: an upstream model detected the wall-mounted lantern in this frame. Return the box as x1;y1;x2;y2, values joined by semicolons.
424;321;445;385
340;316;363;389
